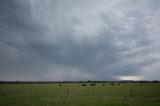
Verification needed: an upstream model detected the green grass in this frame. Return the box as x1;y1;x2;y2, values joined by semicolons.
0;83;160;106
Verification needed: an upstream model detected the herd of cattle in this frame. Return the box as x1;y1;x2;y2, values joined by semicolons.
81;83;120;86
58;83;120;86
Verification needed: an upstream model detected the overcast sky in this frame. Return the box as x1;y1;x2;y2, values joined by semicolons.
0;0;160;81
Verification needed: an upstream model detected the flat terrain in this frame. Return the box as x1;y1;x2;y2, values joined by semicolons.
0;83;160;106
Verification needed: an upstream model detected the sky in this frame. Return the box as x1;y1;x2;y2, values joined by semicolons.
0;0;160;81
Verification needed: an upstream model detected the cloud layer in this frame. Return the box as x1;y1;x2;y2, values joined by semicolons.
0;0;160;81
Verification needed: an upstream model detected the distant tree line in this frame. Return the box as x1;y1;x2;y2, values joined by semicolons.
0;80;160;84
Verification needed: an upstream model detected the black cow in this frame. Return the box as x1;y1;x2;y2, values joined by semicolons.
81;84;87;86
90;83;97;86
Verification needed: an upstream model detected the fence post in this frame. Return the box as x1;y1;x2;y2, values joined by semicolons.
130;88;133;99
92;87;95;96
67;88;69;100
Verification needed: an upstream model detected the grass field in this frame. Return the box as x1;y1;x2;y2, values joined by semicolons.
0;83;160;106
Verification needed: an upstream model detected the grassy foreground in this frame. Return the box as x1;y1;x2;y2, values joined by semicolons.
0;83;160;106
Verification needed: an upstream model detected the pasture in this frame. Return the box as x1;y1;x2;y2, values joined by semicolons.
0;83;160;106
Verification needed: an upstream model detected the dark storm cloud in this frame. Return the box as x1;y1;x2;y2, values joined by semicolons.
0;0;160;81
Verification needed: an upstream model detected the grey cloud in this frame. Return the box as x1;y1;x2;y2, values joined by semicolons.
0;0;160;81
